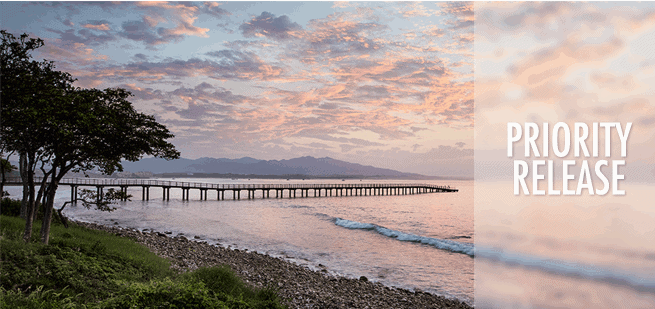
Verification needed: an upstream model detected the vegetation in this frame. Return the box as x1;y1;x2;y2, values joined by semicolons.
0;30;283;309
0;215;286;308
1;30;180;244
1;197;21;217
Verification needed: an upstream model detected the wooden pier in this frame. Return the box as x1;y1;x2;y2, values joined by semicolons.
4;177;458;202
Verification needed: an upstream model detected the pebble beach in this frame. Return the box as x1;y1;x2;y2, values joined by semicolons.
75;221;473;309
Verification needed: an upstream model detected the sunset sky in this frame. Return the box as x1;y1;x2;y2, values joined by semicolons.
1;1;474;177
475;2;655;182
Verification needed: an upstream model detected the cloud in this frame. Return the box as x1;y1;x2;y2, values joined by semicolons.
5;1;474;173
82;20;111;31
476;2;655;177
133;53;148;61
204;49;286;80
116;2;212;46
240;12;302;40
45;27;116;46
442;2;474;20
397;2;434;18
170;83;247;106
296;13;388;61
441;2;474;29
120;19;169;45
200;2;230;18
119;83;165;101
81;52;285;84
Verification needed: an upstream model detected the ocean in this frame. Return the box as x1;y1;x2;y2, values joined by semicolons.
474;181;655;308
11;178;475;304
8;178;654;307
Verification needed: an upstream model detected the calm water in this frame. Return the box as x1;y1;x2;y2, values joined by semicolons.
474;181;655;308
13;178;474;303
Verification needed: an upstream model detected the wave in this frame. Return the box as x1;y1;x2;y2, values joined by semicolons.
333;218;655;293
476;247;655;294
334;218;475;257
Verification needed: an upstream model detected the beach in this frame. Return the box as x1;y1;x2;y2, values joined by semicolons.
75;221;472;309
61;178;475;303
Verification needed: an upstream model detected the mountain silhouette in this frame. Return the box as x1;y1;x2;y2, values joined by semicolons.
121;156;422;177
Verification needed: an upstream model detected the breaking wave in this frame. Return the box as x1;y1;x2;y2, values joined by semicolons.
334;218;475;257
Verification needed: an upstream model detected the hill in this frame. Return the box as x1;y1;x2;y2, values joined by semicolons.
121;156;427;178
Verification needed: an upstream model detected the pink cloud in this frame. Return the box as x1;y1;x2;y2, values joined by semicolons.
82;23;110;31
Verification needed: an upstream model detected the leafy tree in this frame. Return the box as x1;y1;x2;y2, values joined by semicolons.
1;30;180;244
1;30;74;239
38;87;180;244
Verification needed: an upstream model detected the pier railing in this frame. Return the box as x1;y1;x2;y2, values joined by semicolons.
2;176;455;190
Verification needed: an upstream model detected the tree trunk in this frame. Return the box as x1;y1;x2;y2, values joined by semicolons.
22;153;37;242
19;152;28;218
34;162;51;222
28;152;35;217
33;175;50;222
40;167;60;244
0;171;5;199
0;159;7;199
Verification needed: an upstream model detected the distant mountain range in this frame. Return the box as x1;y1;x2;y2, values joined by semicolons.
121;156;433;179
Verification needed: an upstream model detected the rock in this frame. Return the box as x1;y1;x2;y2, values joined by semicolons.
360;276;368;282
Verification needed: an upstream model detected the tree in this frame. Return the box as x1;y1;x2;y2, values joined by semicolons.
37;87;180;244
1;30;180;244
1;30;75;240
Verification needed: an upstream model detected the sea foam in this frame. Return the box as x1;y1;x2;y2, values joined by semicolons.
334;218;475;257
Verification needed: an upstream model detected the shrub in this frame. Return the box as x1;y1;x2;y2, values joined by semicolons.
190;267;285;309
0;216;287;308
100;278;227;309
0;197;21;217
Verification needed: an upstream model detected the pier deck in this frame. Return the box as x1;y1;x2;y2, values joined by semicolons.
3;177;458;201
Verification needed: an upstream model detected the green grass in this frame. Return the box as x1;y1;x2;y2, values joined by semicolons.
0;215;286;309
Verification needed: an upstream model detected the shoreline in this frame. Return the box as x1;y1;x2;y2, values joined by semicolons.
75;221;473;308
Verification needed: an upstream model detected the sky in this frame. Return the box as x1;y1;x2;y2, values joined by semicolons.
475;2;655;183
1;1;474;177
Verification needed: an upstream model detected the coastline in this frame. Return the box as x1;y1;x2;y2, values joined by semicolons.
75;221;473;309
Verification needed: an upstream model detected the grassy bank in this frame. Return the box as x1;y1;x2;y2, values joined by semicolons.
0;214;286;308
